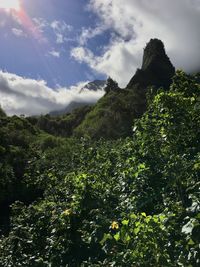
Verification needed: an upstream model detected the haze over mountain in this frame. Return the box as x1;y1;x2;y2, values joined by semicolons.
0;74;105;116
50;80;106;115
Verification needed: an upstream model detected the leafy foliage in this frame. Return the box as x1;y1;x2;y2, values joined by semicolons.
104;77;120;94
27;105;92;137
74;88;146;139
0;71;200;266
0;116;39;205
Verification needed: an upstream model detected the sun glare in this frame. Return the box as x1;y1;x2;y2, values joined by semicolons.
0;0;20;11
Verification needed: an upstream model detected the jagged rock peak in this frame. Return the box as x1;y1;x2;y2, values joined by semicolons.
127;38;175;90
142;39;169;70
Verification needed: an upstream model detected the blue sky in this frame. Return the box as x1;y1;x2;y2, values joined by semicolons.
0;0;200;115
0;0;108;88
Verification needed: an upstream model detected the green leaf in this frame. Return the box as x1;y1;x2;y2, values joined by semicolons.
100;233;112;245
114;232;120;241
135;221;140;227
130;214;137;220
122;219;129;226
134;228;140;235
153;216;159;223
188;239;195;245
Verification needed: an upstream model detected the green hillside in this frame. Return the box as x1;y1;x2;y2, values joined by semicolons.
74;88;146;139
27;105;92;137
0;70;199;266
74;39;175;139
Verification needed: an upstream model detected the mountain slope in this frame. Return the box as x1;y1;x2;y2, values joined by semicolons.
28;105;92;137
74;39;175;139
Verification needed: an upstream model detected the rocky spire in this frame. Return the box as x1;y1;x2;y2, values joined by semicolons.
127;39;175;90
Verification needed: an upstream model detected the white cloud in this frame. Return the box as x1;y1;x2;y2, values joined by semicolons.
51;20;72;32
48;50;60;58
31;18;73;44
55;33;64;44
0;71;104;116
79;25;107;45
32;18;48;32
71;47;96;66
51;20;73;44
72;0;200;87
71;39;142;87
12;28;26;37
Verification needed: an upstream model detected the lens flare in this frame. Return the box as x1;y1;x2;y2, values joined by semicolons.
0;0;20;11
0;0;47;43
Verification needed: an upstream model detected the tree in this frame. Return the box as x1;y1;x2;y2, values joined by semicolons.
104;77;119;93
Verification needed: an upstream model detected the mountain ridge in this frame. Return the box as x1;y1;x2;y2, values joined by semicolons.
74;38;175;139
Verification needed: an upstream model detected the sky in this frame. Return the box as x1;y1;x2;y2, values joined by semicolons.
0;0;200;115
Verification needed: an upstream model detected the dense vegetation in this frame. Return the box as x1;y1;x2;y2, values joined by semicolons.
74;87;146;139
0;71;199;266
27;105;92;137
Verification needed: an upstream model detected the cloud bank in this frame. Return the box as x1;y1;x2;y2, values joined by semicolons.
72;0;200;87
0;71;104;116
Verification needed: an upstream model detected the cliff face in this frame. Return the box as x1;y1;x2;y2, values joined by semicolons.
127;39;175;90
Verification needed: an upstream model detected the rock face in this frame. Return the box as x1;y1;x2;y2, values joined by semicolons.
127;39;175;90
